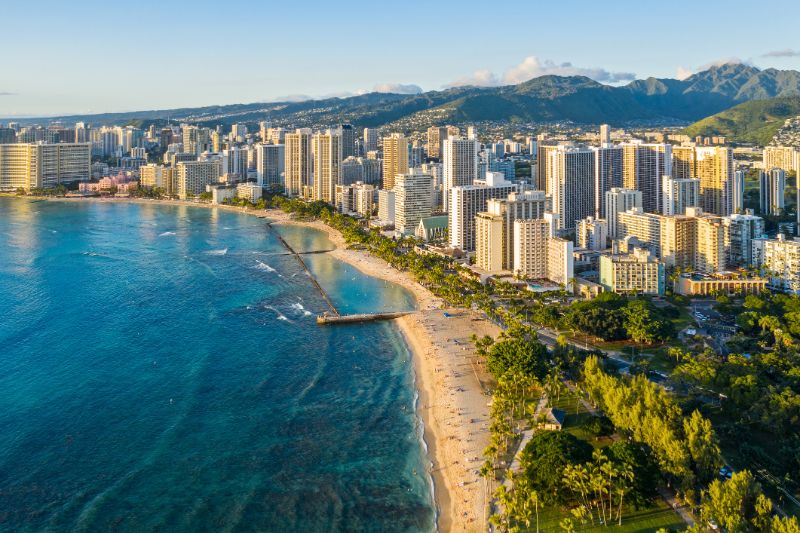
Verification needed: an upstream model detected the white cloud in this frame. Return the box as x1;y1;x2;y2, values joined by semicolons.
271;94;313;102
372;83;423;95
763;49;800;58
675;66;693;80
445;56;636;88
696;57;748;71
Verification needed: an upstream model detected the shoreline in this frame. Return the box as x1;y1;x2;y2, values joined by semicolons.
19;195;496;532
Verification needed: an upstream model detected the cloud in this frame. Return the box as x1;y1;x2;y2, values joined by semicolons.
372;83;423;95
696;57;748;71
0;92;15;96
675;66;693;80
763;49;800;58
273;94;313;102
445;56;636;88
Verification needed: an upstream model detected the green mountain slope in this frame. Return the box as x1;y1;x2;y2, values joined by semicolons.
681;96;800;145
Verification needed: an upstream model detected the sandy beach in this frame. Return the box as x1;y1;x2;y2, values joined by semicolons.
268;208;501;531
34;197;498;532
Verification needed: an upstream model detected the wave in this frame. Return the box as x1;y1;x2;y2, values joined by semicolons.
204;248;228;256
255;261;276;273
264;305;290;322
289;302;313;317
158;231;176;237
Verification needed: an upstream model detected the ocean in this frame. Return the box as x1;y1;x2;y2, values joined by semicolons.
0;198;435;532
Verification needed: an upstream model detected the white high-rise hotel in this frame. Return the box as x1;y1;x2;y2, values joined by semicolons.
395;171;433;235
442;137;479;211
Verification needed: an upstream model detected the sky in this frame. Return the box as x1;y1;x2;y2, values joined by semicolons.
2;0;800;117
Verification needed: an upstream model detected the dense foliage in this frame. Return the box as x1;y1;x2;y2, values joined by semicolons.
562;293;674;343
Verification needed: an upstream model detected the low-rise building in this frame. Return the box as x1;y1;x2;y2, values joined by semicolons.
674;273;767;296
416;216;448;243
206;183;236;204
599;248;665;295
236;182;263;203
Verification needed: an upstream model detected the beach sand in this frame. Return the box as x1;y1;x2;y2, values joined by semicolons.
36;197;499;532
266;209;500;532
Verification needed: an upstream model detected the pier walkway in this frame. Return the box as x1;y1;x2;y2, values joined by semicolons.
316;311;412;325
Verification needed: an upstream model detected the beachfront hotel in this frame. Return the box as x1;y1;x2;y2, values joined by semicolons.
0;142;91;191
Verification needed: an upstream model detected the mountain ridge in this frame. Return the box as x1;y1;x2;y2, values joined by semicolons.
6;63;800;129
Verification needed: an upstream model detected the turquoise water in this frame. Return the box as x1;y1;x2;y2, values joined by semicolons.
0;199;434;532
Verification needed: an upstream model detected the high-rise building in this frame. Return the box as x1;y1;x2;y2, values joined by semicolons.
661;176;700;215
599;124;611;145
753;234;800;293
593;146;623;218
266;127;286;145
576;216;609;250
548;145;595;230
695;146;733;216
378;189;396;224
363;128;379;154
725;211;765;267
621;142;672;214
605;188;642;238
176;159;221;199
733;169;745;213
382;133;408;190
0;128;16;144
512;218;552;279
536;142;557;192
182;125;210;156
617;207;662;256
74;122;90;144
475;211;506;272
660;215;697;269
394;171;433;235
671;145;696;180
230;124;247;143
427;126;448;159
0;143;91;191
341;156;382;186
442;137;479;211
759;168;785;215
221;146;249;180
284;129;312;196
692;208;727;274
140;164;174;193
449;175;515;251
763;146;798;173
312;131;342;203
475;190;548;272
335;182;374;216
211;131;223;153
255;143;285;188
337;124;356;159
547;238;574;286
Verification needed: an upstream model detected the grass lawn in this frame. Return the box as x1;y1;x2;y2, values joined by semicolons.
535;500;687;532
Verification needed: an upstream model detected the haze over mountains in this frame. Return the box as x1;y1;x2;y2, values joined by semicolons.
8;63;800;130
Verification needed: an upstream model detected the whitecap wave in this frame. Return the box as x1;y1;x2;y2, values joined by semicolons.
255;261;276;272
159;231;176;237
205;248;228;256
264;305;290;322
